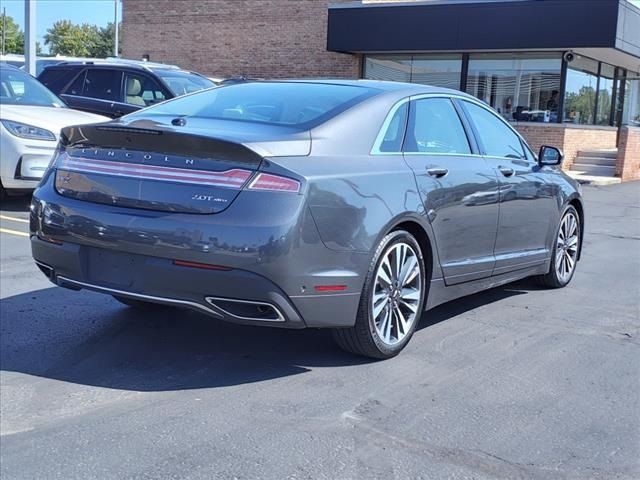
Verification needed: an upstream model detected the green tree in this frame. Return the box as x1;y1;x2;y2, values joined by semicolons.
44;20;102;57
89;22;122;57
0;14;25;54
565;86;596;124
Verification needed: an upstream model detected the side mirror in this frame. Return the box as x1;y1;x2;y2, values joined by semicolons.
538;145;563;166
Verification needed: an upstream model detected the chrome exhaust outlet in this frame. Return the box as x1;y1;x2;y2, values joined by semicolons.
205;297;286;322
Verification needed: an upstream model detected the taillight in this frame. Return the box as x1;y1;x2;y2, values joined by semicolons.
246;173;300;193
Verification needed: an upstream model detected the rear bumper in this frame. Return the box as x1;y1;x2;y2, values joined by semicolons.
30;177;369;328
32;236;308;328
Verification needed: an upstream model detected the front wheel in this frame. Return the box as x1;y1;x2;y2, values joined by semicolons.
537;205;581;288
332;230;427;359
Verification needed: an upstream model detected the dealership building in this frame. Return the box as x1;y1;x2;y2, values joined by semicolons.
122;0;640;181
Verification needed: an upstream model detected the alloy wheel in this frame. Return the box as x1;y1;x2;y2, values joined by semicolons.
372;242;422;346
555;211;579;283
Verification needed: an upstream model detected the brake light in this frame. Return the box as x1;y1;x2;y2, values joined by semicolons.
246;173;300;193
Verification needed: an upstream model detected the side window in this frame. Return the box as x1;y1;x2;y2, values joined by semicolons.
65;70;86;96
82;69;121;101
378;103;408;153
463;101;525;159
124;73;166;107
404;98;471;154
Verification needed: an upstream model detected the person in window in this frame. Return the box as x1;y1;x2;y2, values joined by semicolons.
513;106;530;121
546;90;559;112
546;90;559;122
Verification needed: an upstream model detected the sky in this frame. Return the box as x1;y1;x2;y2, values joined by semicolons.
1;0;122;53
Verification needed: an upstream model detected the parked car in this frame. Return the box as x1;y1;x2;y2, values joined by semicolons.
1;54;99;76
0;64;107;198
38;59;215;118
30;80;583;358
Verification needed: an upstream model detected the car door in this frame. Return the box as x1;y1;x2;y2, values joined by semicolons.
63;68;123;117
401;96;500;285
458;99;556;275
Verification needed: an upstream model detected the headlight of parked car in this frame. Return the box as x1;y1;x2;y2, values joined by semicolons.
1;120;56;141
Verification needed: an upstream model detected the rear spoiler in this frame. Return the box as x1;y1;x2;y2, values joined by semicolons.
60;124;265;165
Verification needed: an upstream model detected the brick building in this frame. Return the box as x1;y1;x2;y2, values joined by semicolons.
122;0;640;181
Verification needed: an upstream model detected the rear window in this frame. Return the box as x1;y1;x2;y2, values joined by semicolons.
153;69;215;96
131;82;379;128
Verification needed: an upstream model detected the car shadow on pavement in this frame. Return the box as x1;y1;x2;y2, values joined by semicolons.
0;194;32;213
0;282;530;392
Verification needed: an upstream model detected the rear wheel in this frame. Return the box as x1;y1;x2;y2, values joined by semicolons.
112;295;169;310
536;205;580;288
332;230;426;359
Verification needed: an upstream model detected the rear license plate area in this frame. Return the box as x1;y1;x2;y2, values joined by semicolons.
86;248;143;288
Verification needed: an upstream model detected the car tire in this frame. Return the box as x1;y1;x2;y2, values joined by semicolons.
112;295;169;310
332;229;427;359
536;205;580;288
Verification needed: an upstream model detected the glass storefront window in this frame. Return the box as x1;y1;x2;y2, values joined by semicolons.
363;54;462;89
409;54;462;90
596;63;615;125
363;55;411;83
564;55;599;124
465;53;562;123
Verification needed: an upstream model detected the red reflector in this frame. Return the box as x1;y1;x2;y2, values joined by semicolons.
38;235;63;245
314;285;348;292
173;260;232;271
247;173;300;193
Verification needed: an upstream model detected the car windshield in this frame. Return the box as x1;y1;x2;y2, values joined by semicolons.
131;81;379;128
153;69;215;96
0;67;66;107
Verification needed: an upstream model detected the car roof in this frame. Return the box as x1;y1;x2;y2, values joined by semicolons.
245;78;476;99
43;59;184;73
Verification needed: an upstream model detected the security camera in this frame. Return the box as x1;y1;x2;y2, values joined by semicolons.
563;51;575;63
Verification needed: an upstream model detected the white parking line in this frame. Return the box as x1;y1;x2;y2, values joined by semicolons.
0;227;29;238
0;214;29;224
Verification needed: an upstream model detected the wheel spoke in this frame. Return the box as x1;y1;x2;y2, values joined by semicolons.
396;306;409;335
373;295;388;320
378;258;393;287
399;254;418;287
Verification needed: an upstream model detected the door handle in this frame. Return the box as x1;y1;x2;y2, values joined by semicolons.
426;167;449;178
498;166;515;177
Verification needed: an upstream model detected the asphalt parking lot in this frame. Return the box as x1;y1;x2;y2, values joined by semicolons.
1;182;639;480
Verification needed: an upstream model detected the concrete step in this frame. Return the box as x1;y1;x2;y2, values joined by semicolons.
573;156;617;167
577;149;618;159
569;163;616;176
567;171;622;186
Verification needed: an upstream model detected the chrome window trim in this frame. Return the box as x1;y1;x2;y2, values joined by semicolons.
371;92;531;159
56;275;224;318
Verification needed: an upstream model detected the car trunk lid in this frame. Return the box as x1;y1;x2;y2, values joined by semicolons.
54;120;309;214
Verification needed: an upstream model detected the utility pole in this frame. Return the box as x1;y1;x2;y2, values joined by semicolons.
2;7;6;55
24;0;36;75
114;0;119;57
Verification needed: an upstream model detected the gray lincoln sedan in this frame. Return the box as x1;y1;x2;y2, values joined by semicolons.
30;80;583;358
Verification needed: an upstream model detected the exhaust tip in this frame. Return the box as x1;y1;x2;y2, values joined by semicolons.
205;297;285;322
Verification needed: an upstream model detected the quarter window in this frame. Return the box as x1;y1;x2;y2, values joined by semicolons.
378;103;408;152
463;101;525;158
404;98;471;154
